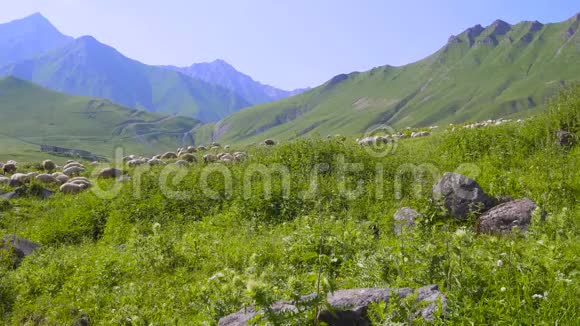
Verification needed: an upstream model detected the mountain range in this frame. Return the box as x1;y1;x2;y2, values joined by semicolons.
193;13;580;145
163;59;309;105
0;13;303;122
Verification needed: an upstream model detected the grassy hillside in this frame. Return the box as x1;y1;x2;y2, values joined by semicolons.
0;36;251;122
0;76;202;162
0;86;578;324
198;14;580;145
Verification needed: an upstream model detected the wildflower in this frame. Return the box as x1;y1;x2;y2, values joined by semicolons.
497;260;503;267
532;294;543;299
500;287;506;292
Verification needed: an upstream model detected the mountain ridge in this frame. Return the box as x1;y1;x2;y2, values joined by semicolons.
193;13;580;145
163;59;309;105
0;12;73;67
0;34;252;122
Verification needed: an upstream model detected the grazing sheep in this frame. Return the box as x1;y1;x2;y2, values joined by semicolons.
219;154;235;162
60;183;86;194
203;154;218;163
233;152;248;161
2;163;16;175
179;153;197;163
11;173;30;183
197;146;206;151
97;168;123;178
69;178;92;188
63;162;85;171
127;159;144;167
211;146;220;150
161;152;178;160
36;174;57;184
54;174;70;185
26;172;39;179
63;166;85;176
42;160;56;172
0;177;10;185
186;146;197;153
411;131;431;138
148;158;164;166
211;142;221;147
224;145;230;149
264;139;276;146
90;161;100;166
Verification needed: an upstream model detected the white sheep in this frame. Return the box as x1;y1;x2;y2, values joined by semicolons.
55;174;70;185
42;160;56;172
60;183;86;194
203;154;218;163
36;174;57;184
11;173;30;183
2;163;16;175
63;166;85;176
148;158;164;166
161;152;178;160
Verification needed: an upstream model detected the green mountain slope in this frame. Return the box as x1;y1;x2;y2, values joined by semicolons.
199;13;580;145
0;76;202;161
0;36;251;122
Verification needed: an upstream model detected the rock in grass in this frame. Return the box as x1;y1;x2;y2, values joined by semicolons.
218;285;447;325
432;173;493;219
394;207;421;235
556;131;575;147
477;198;537;234
1;235;40;266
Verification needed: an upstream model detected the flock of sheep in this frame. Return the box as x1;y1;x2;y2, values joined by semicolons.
0;159;122;194
123;143;251;168
357;118;523;146
0;142;259;196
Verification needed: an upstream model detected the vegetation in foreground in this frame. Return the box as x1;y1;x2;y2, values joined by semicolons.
0;86;579;324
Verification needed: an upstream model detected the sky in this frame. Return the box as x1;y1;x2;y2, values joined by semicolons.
0;0;578;90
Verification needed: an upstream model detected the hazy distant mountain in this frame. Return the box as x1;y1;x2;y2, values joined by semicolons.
0;35;251;122
195;13;580;144
0;13;73;67
163;59;309;105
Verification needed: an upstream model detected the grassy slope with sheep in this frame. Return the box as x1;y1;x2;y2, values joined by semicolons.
0;86;579;324
0;76;202;163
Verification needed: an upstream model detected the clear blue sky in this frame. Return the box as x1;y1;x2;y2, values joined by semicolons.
1;1;578;89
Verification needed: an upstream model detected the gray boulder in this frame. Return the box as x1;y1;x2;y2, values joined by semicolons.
432;173;493;219
393;207;421;235
218;285;447;325
1;235;41;266
477;198;537;234
556;131;575;147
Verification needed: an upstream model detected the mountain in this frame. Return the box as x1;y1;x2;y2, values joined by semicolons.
163;59;309;105
0;76;202;161
0;13;73;67
194;13;580;145
0;36;251;122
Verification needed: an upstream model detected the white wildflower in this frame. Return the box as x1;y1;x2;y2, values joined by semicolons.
532;294;543;299
500;287;506;292
497;260;503;267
